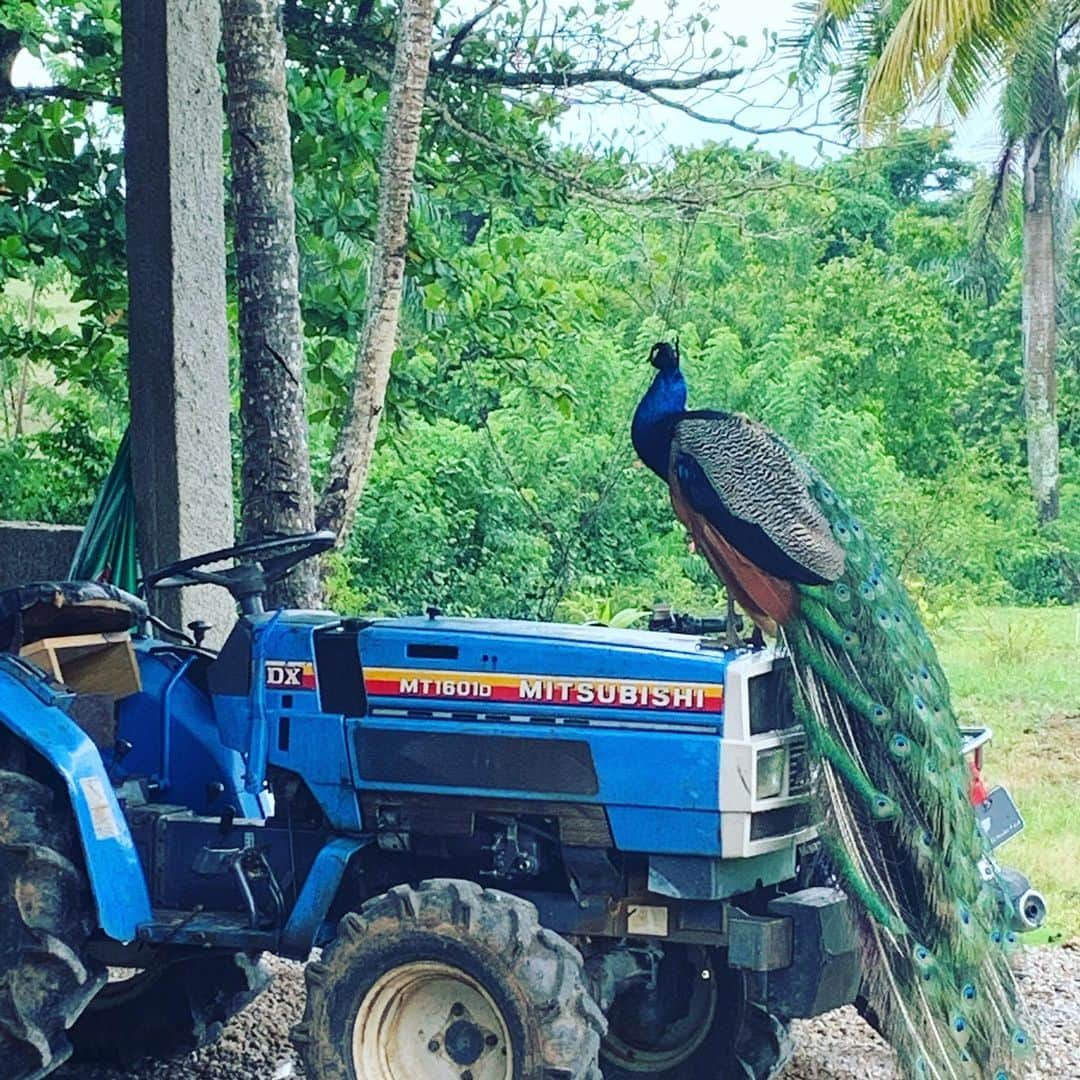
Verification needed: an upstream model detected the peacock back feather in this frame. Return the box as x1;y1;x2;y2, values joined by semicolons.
786;468;1030;1080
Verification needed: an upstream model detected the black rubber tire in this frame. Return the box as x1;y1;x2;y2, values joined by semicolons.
293;877;606;1079
854;992;884;1038
0;749;105;1080
732;1000;794;1080
600;957;793;1080
69;951;270;1066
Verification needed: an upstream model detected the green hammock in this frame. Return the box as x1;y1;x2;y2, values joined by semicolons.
68;426;141;594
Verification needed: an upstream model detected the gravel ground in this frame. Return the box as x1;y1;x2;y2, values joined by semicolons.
58;943;1079;1079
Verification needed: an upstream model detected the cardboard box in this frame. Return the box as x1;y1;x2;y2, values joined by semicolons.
21;632;142;698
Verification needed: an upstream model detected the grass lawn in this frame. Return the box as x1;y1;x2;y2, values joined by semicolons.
934;605;1080;944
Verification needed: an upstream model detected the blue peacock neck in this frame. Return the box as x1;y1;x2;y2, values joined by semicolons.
632;367;687;479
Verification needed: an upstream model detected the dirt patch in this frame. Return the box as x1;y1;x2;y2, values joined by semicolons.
1024;713;1080;768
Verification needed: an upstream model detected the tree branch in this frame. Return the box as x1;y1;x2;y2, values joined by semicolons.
438;0;503;66
423;83;814;213
641;88;849;148
430;61;744;92
1;84;121;107
286;9;741;97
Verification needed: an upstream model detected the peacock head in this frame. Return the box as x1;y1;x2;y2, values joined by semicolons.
649;340;680;371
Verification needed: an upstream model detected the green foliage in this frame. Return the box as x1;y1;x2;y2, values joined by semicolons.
1;2;127;522
1;0;1076;616
325;128;1078;616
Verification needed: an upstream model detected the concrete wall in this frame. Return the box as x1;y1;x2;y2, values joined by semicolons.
0;521;84;590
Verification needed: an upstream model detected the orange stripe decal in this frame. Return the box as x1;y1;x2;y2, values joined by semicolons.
364;667;723;713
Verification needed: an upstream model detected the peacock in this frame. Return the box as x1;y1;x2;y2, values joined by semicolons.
632;341;1030;1080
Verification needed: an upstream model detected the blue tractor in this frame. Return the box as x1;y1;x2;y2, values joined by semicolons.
0;533;1043;1079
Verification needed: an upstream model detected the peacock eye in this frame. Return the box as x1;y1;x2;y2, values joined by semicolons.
869;708;891;731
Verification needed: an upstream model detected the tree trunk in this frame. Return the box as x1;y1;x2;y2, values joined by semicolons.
316;0;436;539
1021;132;1060;524
222;0;319;606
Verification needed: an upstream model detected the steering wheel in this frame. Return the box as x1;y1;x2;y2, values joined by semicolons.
144;531;336;614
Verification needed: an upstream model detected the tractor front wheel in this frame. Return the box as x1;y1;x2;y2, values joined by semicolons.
0;742;105;1079
293;878;605;1079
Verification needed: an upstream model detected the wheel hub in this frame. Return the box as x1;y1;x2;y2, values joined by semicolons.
445;1017;485;1065
352;960;512;1080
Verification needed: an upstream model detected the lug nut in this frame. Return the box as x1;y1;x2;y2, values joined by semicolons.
484;1034;498;1046
451;1001;465;1016
428;1039;440;1052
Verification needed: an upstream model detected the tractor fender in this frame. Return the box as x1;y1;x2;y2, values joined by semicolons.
280;835;370;959
0;655;152;942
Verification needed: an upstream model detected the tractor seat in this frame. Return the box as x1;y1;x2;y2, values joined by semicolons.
0;581;148;654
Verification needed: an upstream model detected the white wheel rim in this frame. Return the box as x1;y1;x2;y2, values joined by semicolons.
352;960;514;1080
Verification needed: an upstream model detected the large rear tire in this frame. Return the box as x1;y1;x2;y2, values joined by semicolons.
0;748;105;1079
69;951;270;1067
293;878;606;1079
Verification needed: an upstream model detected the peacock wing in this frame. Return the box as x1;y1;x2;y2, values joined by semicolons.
670;412;845;587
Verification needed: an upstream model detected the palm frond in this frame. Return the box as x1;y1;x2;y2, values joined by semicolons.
988;137;1021;224
861;0;1030;128
789;0;850;83
1058;57;1080;163
1000;4;1065;139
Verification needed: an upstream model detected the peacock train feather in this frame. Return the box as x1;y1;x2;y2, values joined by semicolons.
632;341;1030;1080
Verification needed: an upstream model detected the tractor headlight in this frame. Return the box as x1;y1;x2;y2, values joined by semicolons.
756;747;786;800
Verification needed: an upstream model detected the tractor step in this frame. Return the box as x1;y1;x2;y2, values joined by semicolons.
136;908;279;950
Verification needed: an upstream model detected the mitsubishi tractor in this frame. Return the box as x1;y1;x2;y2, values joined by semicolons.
0;532;1044;1079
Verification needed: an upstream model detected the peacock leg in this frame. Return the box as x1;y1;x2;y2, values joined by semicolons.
725;589;741;649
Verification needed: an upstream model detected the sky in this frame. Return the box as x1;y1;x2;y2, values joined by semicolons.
10;0;1003;170
545;0;1002;168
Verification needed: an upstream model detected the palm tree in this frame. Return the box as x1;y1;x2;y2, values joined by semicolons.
802;0;1077;523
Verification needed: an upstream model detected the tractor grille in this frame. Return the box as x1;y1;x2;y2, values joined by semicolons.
747;660;797;734
750;802;814;840
787;734;812;795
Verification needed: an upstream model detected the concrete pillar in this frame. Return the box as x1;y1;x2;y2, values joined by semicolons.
0;522;83;590
122;0;236;643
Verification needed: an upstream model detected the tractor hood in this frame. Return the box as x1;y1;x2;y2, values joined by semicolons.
366;614;718;653
352;614;741;727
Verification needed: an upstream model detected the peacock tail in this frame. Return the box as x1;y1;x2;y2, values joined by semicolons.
784;466;1030;1080
631;342;1032;1080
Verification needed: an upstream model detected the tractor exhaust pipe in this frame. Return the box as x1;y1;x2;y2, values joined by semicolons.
1013;888;1047;931
995;866;1048;931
